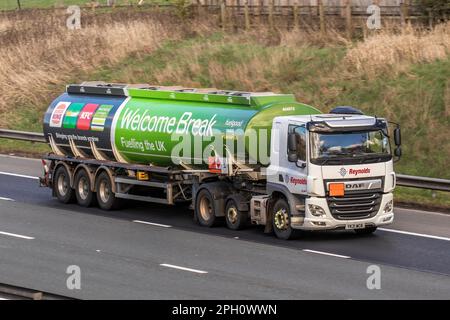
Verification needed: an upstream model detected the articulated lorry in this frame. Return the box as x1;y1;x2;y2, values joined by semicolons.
40;82;402;239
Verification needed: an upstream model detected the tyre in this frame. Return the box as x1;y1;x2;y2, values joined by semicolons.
195;189;218;227
74;169;95;207
95;171;120;210
354;226;377;235
53;165;75;204
225;198;248;230
272;198;297;240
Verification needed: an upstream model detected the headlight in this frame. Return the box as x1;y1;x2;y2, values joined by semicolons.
383;200;393;214
308;204;326;217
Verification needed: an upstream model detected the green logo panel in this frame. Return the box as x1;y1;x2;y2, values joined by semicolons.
63;103;85;129
91;104;113;132
113;98;254;165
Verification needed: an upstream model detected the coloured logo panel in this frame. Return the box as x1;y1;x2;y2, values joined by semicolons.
62;103;85;129
49;102;70;128
76;103;99;130
91;104;113;132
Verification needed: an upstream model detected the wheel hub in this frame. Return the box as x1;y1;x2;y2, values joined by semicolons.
199;197;212;221
274;209;289;230
227;207;238;224
57;174;68;196
78;177;89;200
99;180;110;203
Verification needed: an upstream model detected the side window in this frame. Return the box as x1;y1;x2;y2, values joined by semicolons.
288;125;307;161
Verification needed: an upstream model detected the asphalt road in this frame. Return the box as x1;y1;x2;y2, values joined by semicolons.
0;154;449;299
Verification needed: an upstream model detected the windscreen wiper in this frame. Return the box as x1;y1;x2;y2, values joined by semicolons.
315;155;341;165
353;153;390;163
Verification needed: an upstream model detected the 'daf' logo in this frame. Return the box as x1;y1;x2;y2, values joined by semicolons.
339;167;347;177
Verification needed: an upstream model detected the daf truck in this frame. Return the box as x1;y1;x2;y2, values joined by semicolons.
40;82;402;239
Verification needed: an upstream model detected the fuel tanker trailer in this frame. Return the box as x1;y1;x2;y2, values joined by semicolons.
41;82;402;239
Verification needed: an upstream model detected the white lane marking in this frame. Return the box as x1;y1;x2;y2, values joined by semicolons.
0;197;15;202
133;220;172;228
0;231;35;240
0;154;41;161
302;249;350;259
379;228;450;242
0;298;10;300
160;263;208;274
0;171;39;180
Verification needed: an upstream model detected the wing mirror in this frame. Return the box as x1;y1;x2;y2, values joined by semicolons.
287;133;298;162
394;146;402;158
394;126;401;146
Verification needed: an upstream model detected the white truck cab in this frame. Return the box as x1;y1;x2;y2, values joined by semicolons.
262;112;400;238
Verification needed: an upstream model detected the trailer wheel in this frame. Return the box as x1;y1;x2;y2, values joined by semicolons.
74;169;95;207
95;171;120;210
225;199;248;230
272;198;297;240
195;189;218;227
54;166;75;204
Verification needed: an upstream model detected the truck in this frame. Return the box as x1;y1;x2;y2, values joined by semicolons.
40;81;402;239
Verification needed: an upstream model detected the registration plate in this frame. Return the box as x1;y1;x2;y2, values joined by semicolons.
345;223;365;230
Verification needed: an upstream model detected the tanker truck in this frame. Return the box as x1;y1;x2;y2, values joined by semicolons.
40;82;402;239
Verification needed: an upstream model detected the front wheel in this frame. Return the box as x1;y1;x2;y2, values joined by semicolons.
272;198;297;240
354;226;378;235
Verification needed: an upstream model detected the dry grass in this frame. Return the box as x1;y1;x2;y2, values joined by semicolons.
344;22;450;78
151;39;275;91
98;23;448;180
0;9;191;126
445;81;450;118
0;10;448;207
0;17;12;33
2;9;447;125
140;29;344;93
279;25;350;48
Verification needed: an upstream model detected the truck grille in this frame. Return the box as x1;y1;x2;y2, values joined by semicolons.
327;192;382;220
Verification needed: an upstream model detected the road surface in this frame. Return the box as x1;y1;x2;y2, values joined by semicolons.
0;154;449;299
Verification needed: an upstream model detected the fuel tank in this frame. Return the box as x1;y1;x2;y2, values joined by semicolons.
43;82;321;167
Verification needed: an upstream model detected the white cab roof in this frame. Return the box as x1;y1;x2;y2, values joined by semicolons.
277;114;384;127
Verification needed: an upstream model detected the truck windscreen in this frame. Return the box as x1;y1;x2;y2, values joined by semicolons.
310;130;391;165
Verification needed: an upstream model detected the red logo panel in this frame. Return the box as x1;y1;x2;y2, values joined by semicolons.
76;103;99;130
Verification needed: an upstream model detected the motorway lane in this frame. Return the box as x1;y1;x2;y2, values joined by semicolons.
1;198;450;299
0;154;42;177
1;154;449;235
0;154;449;299
1;171;449;275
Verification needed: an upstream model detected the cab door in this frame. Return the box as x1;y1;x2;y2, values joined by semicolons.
284;124;308;195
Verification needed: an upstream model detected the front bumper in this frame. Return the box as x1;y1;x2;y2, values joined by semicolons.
291;193;394;230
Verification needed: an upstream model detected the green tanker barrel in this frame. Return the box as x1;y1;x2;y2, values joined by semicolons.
112;88;321;167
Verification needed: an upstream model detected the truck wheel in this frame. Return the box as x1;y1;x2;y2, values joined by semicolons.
272;198;297;240
195;189;218;227
225;199;248;230
355;226;377;235
54;166;74;204
95;171;120;210
74;169;95;207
